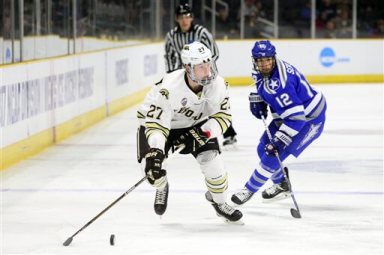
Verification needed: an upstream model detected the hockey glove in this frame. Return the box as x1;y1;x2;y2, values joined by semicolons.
249;92;268;119
188;127;211;149
172;127;211;153
265;131;292;155
145;148;166;185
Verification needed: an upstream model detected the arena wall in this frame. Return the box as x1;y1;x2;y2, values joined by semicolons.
1;39;383;169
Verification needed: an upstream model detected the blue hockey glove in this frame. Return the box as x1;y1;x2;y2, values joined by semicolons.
145;148;166;184
265;131;292;155
249;92;268;119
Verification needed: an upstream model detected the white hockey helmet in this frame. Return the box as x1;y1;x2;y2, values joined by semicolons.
181;41;217;86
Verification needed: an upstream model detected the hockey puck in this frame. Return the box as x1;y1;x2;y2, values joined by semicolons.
110;234;115;246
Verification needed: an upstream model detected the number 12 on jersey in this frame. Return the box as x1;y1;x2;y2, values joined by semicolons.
275;93;292;107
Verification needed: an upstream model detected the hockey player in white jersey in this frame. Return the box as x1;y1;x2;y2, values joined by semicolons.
231;40;327;205
136;41;243;223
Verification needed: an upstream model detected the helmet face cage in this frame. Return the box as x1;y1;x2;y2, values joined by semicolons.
181;42;217;86
189;62;217;86
251;40;276;76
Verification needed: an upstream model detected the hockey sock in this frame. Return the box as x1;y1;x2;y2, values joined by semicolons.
271;169;284;184
197;150;227;204
245;167;273;193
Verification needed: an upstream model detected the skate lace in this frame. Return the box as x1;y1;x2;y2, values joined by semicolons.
237;188;253;200
155;189;167;204
218;203;236;215
265;184;282;195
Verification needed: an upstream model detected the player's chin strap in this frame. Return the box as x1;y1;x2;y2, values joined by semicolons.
260;114;302;219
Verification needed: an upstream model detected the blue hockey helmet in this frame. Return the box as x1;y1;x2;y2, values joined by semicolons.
251;40;276;77
251;40;276;59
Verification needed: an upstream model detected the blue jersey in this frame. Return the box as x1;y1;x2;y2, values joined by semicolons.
244;56;327;192
252;58;326;140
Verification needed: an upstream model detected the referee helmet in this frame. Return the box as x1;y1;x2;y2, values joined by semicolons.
175;3;192;16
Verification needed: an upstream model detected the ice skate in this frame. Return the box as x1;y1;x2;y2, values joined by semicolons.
154;183;169;216
262;179;290;203
205;192;243;224
231;187;255;205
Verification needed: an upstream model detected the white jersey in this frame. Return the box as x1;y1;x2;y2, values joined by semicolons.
137;69;232;149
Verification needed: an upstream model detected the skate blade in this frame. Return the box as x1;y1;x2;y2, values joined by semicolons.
262;192;291;203
221;144;238;151
222;218;244;225
216;213;244;225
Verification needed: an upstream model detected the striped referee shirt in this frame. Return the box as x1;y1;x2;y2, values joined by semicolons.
164;23;219;73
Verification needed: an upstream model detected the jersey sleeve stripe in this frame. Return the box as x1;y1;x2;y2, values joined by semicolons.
210;112;232;133
279;105;305;119
137;111;145;119
307;96;326;120
145;129;168;141
144;122;170;139
279;123;299;137
304;92;323;116
214;118;228;133
287;114;307;121
211;112;232;121
276;59;287;88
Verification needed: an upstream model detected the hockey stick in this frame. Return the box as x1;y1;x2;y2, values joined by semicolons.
63;145;185;246
260;114;302;219
62;175;148;246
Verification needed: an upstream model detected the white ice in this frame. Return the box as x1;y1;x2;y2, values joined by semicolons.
1;84;383;255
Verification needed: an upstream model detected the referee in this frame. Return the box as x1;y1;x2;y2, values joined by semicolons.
164;3;238;147
164;4;219;73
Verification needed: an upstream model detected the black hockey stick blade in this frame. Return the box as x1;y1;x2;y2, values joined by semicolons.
63;237;73;246
290;208;302;218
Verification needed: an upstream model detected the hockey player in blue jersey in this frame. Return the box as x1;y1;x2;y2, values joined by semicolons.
231;40;327;205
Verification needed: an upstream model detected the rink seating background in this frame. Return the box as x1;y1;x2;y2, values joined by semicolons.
1;39;383;170
0;36;143;64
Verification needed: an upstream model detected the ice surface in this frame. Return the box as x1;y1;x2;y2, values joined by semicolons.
1;84;383;255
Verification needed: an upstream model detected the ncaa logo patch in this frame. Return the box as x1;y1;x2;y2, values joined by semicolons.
181;97;187;106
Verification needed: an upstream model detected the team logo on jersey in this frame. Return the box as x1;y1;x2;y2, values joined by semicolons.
269;78;280;90
181;97;187;106
265;78;280;94
297;122;322;149
159;89;169;99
